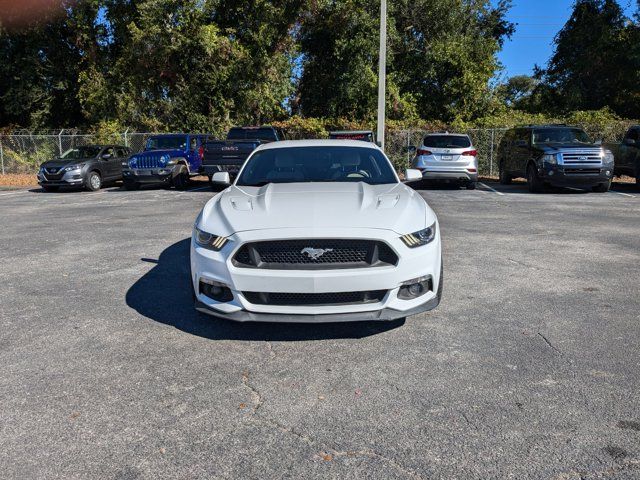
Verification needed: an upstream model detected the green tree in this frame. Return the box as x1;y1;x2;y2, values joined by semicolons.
496;75;539;108
298;0;513;122
535;0;633;115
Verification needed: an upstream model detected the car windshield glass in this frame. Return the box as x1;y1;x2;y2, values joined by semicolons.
533;128;591;144
422;135;471;148
146;136;187;150
237;146;398;186
227;128;276;141
61;146;101;159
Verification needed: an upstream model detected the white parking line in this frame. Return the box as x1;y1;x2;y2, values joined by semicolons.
478;182;505;196
609;190;635;198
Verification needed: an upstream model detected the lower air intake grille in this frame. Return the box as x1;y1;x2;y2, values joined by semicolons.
233;239;398;269
243;290;388;306
564;167;601;175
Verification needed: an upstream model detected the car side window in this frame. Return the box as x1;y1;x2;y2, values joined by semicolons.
103;147;115;158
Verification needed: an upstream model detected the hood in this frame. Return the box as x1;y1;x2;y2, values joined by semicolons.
537;143;602;151
40;158;89;169
136;148;184;157
198;182;434;236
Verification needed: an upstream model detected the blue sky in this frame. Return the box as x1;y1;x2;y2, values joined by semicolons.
497;0;637;80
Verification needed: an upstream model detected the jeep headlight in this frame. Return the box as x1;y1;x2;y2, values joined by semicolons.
542;154;558;165
158;154;171;167
194;227;229;251
129;157;138;168
400;223;436;248
603;151;614;164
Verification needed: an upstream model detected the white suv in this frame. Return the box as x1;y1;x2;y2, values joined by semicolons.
412;133;478;189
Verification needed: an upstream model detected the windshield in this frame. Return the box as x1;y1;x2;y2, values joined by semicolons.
533;128;591;144
237;146;398;186
145;136;187;150
227;128;276;141
423;135;471;149
60;146;101;159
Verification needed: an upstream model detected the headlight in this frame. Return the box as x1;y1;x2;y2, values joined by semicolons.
129;158;138;168
194;227;229;251
400;223;436;248
603;151;614;164
64;164;83;172
158;154;171;167
542;154;557;165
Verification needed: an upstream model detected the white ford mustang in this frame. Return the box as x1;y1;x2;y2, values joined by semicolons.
190;139;442;322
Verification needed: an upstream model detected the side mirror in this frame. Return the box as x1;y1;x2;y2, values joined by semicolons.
404;168;423;182
101;153;112;160
211;171;231;185
406;145;417;153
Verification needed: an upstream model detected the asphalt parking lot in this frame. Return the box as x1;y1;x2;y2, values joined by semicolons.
1;180;639;479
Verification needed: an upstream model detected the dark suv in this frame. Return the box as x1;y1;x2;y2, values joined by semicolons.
38;145;130;192
498;125;614;193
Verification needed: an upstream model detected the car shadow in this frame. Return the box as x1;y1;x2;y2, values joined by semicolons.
125;238;405;341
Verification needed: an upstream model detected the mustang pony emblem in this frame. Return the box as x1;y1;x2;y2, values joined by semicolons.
301;247;334;260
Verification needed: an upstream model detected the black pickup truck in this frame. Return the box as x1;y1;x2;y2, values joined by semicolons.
605;125;640;189
200;126;286;183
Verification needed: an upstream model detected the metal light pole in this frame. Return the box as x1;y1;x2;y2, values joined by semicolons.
376;0;387;151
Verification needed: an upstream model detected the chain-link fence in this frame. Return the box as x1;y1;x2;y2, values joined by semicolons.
0;123;634;176
0;131;154;175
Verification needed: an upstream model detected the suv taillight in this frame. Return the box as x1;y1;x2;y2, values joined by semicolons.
417;149;432;156
462;150;478;157
198;145;204;160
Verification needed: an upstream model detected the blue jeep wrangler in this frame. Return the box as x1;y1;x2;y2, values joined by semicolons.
122;134;212;190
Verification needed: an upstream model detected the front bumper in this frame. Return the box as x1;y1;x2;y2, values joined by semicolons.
190;227;442;323
540;164;612;187
123;168;174;184
37;170;85;187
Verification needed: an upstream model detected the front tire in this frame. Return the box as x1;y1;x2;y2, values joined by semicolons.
173;165;190;190
592;180;611;193
526;163;545;193
86;171;102;191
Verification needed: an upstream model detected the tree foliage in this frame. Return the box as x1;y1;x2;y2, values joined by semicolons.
3;0;640;131
529;0;640;117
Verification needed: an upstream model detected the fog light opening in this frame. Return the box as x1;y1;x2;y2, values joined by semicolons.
199;279;233;302
398;275;433;300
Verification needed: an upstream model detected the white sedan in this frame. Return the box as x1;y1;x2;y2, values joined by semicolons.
190;139;443;322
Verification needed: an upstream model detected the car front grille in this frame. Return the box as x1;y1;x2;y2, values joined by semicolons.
44;168;64;180
133;155;160;169
561;150;602;164
243;290;388;306
233;239;398;270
